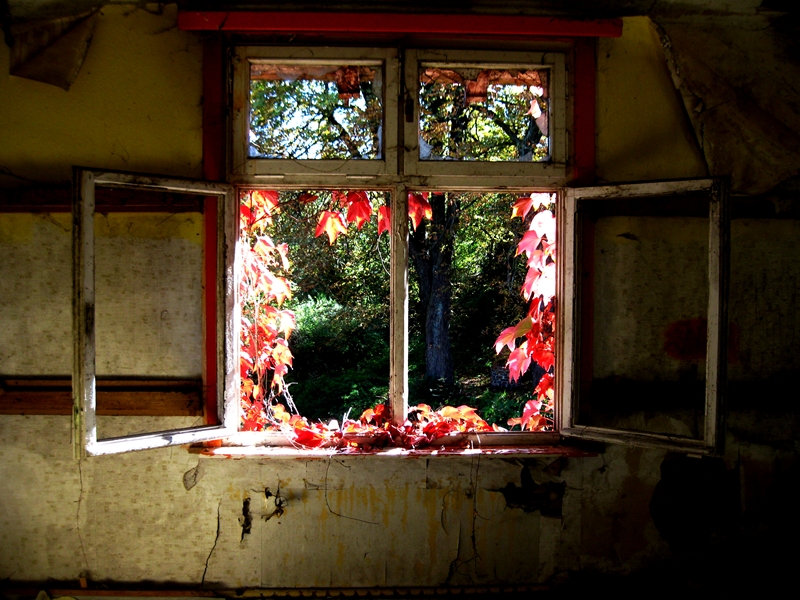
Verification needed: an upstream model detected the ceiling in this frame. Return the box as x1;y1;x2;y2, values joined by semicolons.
2;0;795;22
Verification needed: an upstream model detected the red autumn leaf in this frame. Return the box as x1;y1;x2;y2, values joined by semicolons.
494;317;533;353
276;243;290;271
530;210;555;240
507;344;532;382
346;197;373;229
408;192;432;231
511;196;535;220
535;373;554;398
377;205;391;236
332;190;349;208
531;344;555;371
271;338;293;368
520;268;542;301
346;190;369;205
253;235;275;261
293;425;327;448
315;210;348;244
520;399;542;431
516;230;542;257
266;274;292;305
278;310;296;338
296;192;318;204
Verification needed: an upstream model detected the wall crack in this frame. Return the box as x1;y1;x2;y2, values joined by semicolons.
201;498;222;588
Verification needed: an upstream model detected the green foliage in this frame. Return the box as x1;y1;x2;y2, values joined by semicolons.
419;80;548;161
250;78;382;159
285;295;389;422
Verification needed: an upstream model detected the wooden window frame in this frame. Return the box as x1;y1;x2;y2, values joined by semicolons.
557;178;730;454
72;169;239;457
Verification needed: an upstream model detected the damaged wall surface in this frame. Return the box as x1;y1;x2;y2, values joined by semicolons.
1;4;799;594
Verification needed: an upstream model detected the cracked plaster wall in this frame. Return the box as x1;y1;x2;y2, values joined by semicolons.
0;7;797;590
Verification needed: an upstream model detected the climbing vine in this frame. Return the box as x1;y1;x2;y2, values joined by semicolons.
238;188;556;447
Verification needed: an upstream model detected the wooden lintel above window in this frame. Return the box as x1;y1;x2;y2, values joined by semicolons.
0;186;205;213
0;378;203;416
177;11;623;38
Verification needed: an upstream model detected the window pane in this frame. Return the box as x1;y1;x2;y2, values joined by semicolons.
238;189;390;430
408;191;555;432
94;208;204;439
729;207;800;418
578;196;710;439
418;66;549;162
249;63;384;160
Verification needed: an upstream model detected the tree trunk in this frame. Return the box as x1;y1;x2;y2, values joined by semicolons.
410;193;458;385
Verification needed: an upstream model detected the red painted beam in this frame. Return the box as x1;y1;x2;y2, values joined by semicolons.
178;11;622;38
572;37;596;185
202;38;225;425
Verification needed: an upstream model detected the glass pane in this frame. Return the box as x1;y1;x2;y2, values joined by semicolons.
94;206;204;439
418;66;549;162
238;189;390;431
578;196;710;439
249;62;384;160
408;191;555;432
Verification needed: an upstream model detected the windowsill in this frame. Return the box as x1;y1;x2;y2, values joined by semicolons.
189;431;598;458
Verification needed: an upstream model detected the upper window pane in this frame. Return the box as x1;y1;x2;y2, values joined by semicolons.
418;65;550;162
249;61;384;160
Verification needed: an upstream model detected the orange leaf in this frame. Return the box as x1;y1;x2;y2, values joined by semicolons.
494;317;533;353
377;205;391;236
346;197;373;229
315;210;348;244
408;193;432;231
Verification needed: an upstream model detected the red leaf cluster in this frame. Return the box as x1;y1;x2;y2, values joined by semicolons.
493;193;557;431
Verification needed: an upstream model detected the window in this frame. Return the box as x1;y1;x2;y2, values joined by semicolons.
72;170;238;456
74;17;727;456
227;45;569;450
558;179;729;454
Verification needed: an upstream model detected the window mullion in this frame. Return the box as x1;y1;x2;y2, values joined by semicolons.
389;184;409;426
72;168;97;460
705;179;730;454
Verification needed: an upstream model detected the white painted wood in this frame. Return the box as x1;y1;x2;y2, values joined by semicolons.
72;168;96;460
705;179;730;454
72;169;238;456
389;185;409;426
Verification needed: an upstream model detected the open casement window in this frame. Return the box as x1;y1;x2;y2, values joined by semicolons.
72;169;239;457
558;179;730;454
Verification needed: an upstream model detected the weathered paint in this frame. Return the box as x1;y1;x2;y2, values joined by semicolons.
596;17;708;182
0;4;203;187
